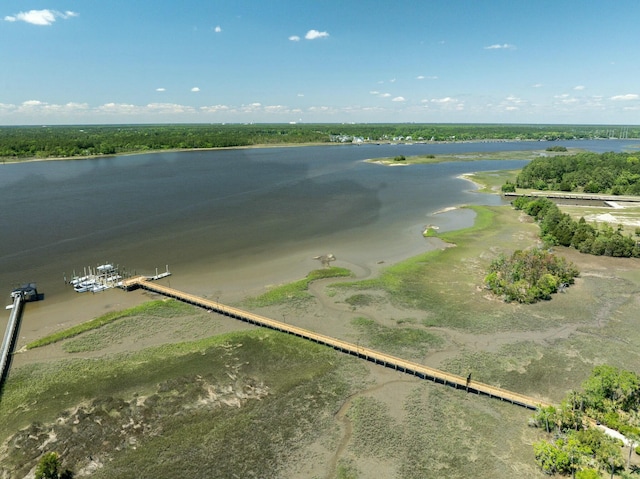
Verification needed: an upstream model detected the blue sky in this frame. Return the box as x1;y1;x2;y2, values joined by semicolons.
1;0;639;125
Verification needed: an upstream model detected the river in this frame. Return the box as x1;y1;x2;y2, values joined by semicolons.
1;139;638;310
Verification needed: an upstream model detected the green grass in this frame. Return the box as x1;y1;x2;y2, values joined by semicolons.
244;267;352;307
351;317;443;357
369;148;583;166
0;329;365;478
332;205;580;333
25;300;192;350
467;169;521;193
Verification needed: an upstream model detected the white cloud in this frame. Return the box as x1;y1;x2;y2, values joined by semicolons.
200;105;230;113
4;9;78;26
156;88;166;92
431;97;457;103
392;96;406;102
214;25;222;33
369;91;380;95
532;83;543;88
416;75;425;80
379;93;391;98
297;93;304;97
389;78;396;83
611;94;639;101
574;85;586;91
289;35;300;42
305;29;329;40
484;43;516;50
191;87;200;92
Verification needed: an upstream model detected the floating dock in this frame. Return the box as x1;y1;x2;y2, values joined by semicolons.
123;276;551;411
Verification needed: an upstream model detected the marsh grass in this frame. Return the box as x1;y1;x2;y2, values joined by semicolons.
467;169;520;193
26;300;193;350
1;330;363;478
342;384;543;479
335;206;546;332
351;317;442;357
371;148;583;166
244;267;351;307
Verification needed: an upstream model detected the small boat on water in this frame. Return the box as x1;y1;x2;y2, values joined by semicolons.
70;263;120;293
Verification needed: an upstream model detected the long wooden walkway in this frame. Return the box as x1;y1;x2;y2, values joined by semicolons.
1;292;24;387
123;277;552;411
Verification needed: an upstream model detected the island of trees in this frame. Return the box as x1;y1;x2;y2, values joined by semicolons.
484;248;579;303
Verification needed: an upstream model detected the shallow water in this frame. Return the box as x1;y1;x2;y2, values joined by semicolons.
1;139;637;306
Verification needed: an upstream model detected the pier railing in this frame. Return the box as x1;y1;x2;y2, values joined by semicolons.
0;292;24;387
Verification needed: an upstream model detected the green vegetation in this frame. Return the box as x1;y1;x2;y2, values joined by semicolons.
333;205;557;333
484;248;579;303
517;151;640;195
531;365;640;477
546;145;568;152
372;148;582;166
513;196;640;257
25;300;192;349
2;123;635;161
244;267;351;307
35;452;73;479
351;317;442;356
1;329;361;478
393;155;406;162
466;169;520;194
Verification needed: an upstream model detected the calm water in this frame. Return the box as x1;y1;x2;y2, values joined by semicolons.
1;139;638;302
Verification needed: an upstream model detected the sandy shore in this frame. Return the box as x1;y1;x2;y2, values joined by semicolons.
7;211;455;368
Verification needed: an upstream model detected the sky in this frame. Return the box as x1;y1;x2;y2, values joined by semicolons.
1;0;639;125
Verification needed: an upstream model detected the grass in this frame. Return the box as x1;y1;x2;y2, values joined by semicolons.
0;329;365;478
464;169;520;193
368;148;583;166
342;384;544;479
5;168;640;477
244;266;352;307
351;317;443;357
25;300;192;350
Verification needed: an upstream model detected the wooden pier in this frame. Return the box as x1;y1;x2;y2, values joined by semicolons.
0;292;24;387
123;277;552;411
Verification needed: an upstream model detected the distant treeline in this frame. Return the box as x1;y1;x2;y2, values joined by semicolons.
516;151;640;195
513;196;640;257
1;123;638;160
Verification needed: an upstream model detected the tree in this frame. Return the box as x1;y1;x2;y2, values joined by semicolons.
35;452;73;479
596;438;624;479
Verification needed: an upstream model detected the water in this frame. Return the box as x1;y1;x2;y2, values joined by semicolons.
1;139;638;302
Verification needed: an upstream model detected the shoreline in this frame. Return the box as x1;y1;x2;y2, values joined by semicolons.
8;211;467;360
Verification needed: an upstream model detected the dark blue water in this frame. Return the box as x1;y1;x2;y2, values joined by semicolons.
1;139;638;300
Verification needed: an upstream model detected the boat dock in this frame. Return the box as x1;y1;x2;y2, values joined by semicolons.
122;277;551;411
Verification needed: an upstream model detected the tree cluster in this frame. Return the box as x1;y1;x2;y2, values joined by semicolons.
513;196;640;257
484;248;579;303
517;152;640;196
531;365;640;477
